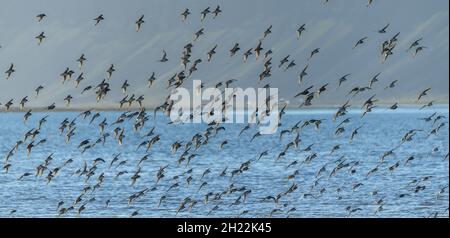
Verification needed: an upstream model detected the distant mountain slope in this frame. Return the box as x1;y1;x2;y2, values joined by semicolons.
0;0;448;110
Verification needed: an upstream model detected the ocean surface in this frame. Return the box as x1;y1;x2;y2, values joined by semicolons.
0;107;448;218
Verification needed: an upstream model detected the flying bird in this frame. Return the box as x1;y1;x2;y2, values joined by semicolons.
135;15;145;32
94;14;105;26
207;45;218;62
353;37;368;49
200;7;210;22
159;50;168;62
77;54;87;69
407;38;423;52
414;46;426;57
298;65;309;84
213;6;222;18
106;64;115;79
5;63;15;80
194;28;204;41
369;72;381;88
338;74;351;87
36;13;47;22
309;48;320;60
417;88;431;102
181;8;190;22
297;24;306;40
35;32;46;45
378;23;390;33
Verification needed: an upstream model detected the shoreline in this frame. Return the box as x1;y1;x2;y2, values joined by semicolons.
0;104;448;113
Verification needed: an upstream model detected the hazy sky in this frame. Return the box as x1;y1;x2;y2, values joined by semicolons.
0;0;448;109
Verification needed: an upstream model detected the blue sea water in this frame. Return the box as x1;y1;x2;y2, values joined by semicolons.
0;107;448;218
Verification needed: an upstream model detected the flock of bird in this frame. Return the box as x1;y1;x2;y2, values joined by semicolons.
0;1;448;218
